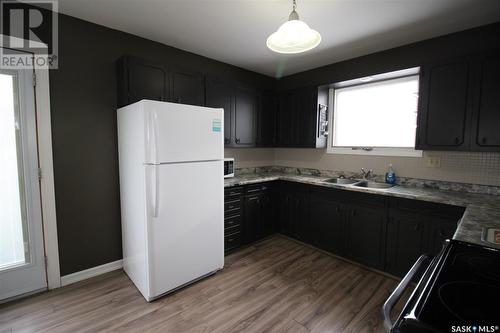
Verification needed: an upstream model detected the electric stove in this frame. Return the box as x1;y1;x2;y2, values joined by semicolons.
385;239;500;333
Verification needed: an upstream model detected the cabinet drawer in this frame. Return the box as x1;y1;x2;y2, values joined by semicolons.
224;199;241;212
224;215;242;229
246;183;273;194
225;232;242;251
225;208;241;218
224;186;243;202
224;224;241;235
225;186;243;196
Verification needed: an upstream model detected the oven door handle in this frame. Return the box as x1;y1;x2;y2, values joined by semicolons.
382;255;430;332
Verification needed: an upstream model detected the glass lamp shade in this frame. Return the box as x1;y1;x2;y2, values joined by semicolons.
266;19;321;54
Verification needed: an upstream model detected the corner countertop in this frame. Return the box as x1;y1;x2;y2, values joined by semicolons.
224;172;500;250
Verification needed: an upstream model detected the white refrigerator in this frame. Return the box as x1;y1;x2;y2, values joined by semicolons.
117;100;224;301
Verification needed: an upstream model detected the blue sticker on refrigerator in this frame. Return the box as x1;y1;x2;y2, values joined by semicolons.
212;119;221;132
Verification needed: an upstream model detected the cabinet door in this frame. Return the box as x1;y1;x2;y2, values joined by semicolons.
243;194;261;244
292;191;310;242
345;205;386;269
170;68;204;106
472;53;500;150
309;194;344;255
257;91;277;147
278;187;295;237
276;93;294;147
294;87;317;147
426;218;457;256
233;86;256;146
261;189;275;238
205;79;233;145
417;59;472;150
386;212;427;277
122;56;169;106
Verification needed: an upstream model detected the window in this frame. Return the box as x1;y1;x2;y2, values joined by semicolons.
328;68;422;157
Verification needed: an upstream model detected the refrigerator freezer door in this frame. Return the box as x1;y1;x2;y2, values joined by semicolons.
143;100;223;164
145;161;224;299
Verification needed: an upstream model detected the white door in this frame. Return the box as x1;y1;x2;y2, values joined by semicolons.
142;100;223;164
0;66;47;301
145;160;223;299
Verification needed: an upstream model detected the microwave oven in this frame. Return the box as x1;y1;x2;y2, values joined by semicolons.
224;158;234;178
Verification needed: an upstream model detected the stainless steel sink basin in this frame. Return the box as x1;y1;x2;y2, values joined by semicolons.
353;181;395;189
323;178;358;185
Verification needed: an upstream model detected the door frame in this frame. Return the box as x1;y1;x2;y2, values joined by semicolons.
1;37;61;290
35;62;61;289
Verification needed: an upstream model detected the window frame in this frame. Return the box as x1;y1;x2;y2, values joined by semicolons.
326;67;423;157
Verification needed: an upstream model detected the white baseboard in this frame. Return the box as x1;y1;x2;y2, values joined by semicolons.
61;259;123;287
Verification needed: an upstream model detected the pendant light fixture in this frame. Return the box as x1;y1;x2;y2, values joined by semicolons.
266;0;321;54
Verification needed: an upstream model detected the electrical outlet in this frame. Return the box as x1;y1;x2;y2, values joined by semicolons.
425;156;441;168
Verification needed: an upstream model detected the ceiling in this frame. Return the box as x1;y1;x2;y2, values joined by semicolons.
57;0;500;78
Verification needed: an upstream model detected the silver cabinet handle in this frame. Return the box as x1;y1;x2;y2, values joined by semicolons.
382;255;430;332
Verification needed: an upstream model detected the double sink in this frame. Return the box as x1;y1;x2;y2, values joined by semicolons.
322;177;396;190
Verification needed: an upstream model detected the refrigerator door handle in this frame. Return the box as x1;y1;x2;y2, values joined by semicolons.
152;110;159;165
153;165;160;218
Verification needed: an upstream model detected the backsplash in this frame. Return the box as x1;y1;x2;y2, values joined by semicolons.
224;148;274;168
274;149;500;187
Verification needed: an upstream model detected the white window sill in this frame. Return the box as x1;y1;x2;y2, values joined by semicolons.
327;147;423;157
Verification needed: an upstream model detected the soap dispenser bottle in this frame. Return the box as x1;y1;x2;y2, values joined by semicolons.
385;164;396;185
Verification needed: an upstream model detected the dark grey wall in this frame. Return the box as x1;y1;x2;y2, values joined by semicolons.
276;22;500;91
50;14;275;275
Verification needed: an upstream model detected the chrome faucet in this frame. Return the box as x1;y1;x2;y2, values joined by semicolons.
361;168;373;180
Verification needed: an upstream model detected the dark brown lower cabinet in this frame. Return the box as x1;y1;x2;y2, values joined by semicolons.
385;211;428;277
241;183;276;245
226;181;464;278
243;194;261;244
277;182;309;241
307;188;387;271
344;203;386;270
426;218;460;255
260;188;276;238
224;187;244;254
385;199;463;277
308;192;344;255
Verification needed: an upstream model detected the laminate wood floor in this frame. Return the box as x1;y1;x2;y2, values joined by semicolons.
0;236;405;333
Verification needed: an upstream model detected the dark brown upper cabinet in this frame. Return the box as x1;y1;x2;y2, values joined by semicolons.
471;51;500;151
170;67;204;106
205;78;257;147
256;91;277;147
276;91;295;147
416;58;474;150
117;56;169;107
117;55;204;108
416;51;500;152
205;78;233;145
233;86;257;147
276;86;328;148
